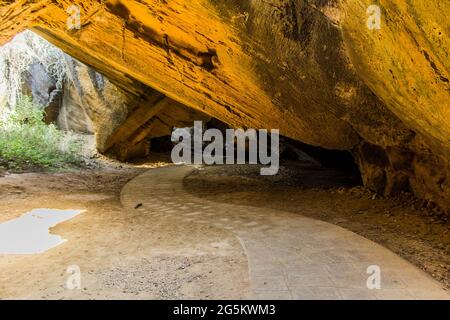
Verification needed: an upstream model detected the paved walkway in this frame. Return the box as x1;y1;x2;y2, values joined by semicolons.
121;166;449;300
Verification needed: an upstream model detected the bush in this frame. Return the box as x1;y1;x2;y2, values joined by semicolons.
0;96;83;170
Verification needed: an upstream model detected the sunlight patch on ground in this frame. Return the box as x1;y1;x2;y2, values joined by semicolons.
0;208;84;254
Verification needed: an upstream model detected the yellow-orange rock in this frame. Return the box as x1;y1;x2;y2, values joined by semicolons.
0;0;448;212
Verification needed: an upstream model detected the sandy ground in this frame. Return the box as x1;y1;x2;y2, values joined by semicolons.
0;160;249;299
184;163;449;289
0;157;448;299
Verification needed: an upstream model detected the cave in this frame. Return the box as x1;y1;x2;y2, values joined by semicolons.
0;1;448;301
1;1;447;211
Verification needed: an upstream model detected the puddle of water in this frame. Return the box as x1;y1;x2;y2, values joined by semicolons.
0;209;84;254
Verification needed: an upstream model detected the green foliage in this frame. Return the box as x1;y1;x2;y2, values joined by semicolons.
0;96;83;171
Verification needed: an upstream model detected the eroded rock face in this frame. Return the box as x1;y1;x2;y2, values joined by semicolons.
0;0;448;212
60;56;129;150
1;31;209;160
20;62;62;123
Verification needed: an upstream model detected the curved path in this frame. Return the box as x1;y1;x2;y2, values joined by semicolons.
121;166;449;300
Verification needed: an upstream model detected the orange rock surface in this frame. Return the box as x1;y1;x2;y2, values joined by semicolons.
0;0;448;212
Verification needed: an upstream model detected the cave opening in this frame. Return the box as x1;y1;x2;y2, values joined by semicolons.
0;0;449;301
0;29;363;192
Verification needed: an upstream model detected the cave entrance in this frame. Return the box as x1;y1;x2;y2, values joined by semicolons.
1;25;448;301
0;30;213;167
0;29;363;192
0;30;96;171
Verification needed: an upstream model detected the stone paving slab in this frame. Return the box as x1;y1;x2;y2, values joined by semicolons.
121;166;449;300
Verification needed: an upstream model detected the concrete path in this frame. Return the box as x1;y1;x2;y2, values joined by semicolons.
121;166;449;300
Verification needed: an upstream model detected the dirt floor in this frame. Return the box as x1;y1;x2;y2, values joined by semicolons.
183;163;450;289
0;156;448;299
0;157;249;299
